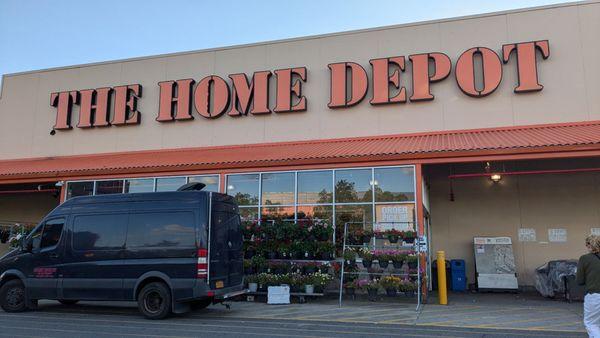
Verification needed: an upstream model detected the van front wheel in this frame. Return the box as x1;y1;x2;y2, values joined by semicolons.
138;282;171;320
0;280;27;313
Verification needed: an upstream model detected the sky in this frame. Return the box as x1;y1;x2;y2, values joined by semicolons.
0;0;577;79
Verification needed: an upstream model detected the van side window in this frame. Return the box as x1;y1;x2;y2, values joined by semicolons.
40;219;64;249
73;214;127;251
127;212;195;248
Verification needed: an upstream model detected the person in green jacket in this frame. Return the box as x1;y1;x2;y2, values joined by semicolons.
578;235;600;337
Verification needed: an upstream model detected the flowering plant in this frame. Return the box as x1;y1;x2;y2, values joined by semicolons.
357;279;379;291
356;248;374;260
399;279;417;292
380;276;402;289
308;272;333;288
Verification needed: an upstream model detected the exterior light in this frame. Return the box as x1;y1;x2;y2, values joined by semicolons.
370;180;379;186
490;174;502;183
227;185;235;191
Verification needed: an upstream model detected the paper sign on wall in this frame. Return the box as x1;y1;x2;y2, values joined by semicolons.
518;228;536;242
591;228;600;236
548;228;567;242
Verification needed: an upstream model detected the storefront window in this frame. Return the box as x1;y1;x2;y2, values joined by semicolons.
374;167;415;202
66;181;94;199
297;171;332;204
335;169;373;203
95;180;124;195
188;175;219;192
297;205;333;223
124;178;154;193
155;177;186;192
374;203;415;231
261;172;294;205
227;174;259;206
261;206;295;221
335;204;373;229
239;207;259;222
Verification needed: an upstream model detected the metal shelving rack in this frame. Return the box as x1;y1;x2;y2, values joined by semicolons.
338;221;422;311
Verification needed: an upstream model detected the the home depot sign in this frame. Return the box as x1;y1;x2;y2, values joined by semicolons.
50;40;549;131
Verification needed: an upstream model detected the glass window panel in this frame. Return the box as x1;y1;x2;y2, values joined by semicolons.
374;203;415;231
73;214;128;251
127;212;195;248
227;174;259;206
261;172;294;205
335;169;373;203
188;175;219;192
335;205;373;229
374;167;415;202
124;178;154;193
261;206;295;221
95;180;124;195
155;177;186;192
66;181;94;199
239;207;259;222
40;219;64;249
297;205;332;223
297;171;333;204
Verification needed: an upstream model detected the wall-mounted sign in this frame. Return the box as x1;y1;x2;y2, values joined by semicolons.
49;40;549;132
548;228;567;242
518;228;536;242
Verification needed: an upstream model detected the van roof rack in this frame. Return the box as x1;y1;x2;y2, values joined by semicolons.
176;182;206;191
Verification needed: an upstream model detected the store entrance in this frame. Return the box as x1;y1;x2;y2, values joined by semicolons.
0;182;60;255
424;157;600;291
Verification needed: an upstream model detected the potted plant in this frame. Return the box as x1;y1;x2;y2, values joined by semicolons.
244;242;256;259
406;254;419;269
251;255;267;273
246;274;259;292
385;229;402;243
244;259;254;274
317;263;329;274
380;275;401;297
344;280;357;296
279;243;292;259
390;251;407;269
304;274;315;294
289;273;304;293
343;250;357;268
399;279;417;297
311;221;333;241
268;262;289;275
357;248;374;268
359;279;379;301
311;272;333;293
401;230;417;244
317;242;335;260
375;251;390;269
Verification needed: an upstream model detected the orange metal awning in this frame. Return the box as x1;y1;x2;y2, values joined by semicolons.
2;120;600;182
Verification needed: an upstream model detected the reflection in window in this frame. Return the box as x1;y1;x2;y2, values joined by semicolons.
73;214;127;251
335;169;373;203
188;175;219;192
40;219;64;249
128;212;195;248
95;180;124;195
227;174;259;206
261;206;295;221
125;178;154;193
239;207;259;222
156;177;187;192
335;205;373;228
297;205;332;223
66;181;94;199
374;167;415;202
297;171;332;204
261;172;294;205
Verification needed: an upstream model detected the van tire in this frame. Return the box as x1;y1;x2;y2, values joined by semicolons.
138;282;171;320
58;300;79;305
0;280;27;313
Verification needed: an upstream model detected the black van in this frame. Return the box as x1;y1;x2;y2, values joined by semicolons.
0;190;245;319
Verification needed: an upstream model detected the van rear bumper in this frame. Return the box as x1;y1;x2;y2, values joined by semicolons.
188;280;245;301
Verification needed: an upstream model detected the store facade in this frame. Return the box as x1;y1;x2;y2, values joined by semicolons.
1;1;600;289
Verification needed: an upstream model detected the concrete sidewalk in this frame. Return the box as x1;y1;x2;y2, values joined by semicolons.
201;292;585;334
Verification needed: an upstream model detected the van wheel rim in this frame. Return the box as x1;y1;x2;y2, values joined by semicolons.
144;291;164;314
6;287;24;308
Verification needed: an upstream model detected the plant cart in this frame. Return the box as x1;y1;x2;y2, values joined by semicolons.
338;221;423;311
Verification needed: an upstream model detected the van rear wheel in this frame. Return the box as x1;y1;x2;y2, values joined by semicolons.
0;280;27;313
138;282;171;320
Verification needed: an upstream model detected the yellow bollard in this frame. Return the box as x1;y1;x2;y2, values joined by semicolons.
437;251;448;305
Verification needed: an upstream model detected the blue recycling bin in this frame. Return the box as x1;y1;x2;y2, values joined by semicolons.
450;259;466;292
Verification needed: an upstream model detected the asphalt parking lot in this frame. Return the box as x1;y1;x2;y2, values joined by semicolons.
0;300;586;338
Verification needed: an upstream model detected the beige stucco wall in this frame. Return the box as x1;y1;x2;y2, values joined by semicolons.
427;159;600;286
0;1;599;160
